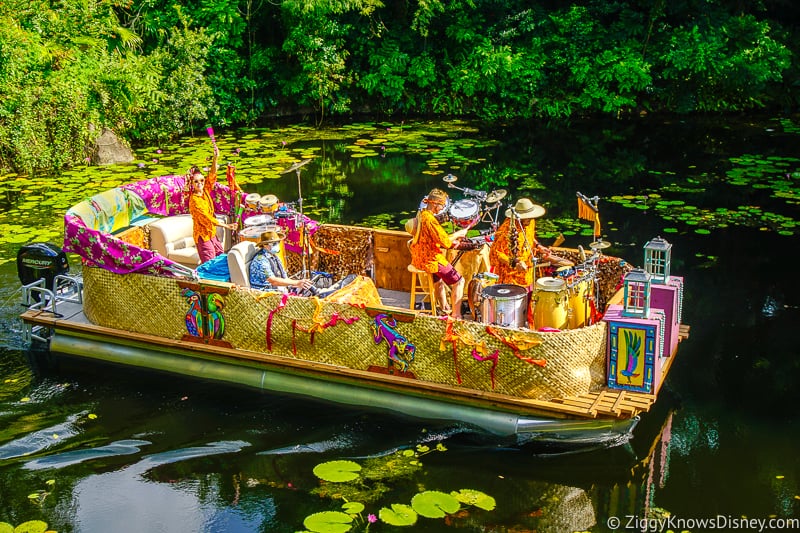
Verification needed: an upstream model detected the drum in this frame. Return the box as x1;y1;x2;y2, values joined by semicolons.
244;214;272;227
467;272;498;321
567;271;594;329
448;199;480;229
532;277;569;330
260;194;279;213
480;284;528;328
244;193;261;210
239;225;267;243
419;196;450;224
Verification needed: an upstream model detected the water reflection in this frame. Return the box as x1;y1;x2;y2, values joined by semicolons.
1;116;799;530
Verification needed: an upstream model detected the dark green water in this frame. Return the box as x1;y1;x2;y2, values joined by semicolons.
1;116;799;532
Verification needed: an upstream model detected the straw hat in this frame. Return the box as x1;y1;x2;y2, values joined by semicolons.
256;229;285;247
505;198;545;219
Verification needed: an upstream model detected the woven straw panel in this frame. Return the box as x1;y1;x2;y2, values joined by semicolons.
83;266;608;400
83;266;186;339
312;225;373;279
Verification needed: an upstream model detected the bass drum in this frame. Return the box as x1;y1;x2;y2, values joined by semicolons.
532;277;569;330
480;284;528;328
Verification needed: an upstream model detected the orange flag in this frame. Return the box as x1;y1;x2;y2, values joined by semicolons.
577;194;601;239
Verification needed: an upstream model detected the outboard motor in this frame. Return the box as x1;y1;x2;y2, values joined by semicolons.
17;242;69;301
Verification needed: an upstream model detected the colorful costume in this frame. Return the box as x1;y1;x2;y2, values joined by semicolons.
410;209;455;274
188;162;223;263
489;217;537;287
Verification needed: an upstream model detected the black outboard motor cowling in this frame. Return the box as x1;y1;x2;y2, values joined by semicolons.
17;242;69;293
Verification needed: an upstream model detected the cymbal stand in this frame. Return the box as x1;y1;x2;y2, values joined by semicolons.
281;159;313;278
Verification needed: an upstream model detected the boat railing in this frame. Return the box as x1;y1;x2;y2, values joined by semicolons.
21;274;84;345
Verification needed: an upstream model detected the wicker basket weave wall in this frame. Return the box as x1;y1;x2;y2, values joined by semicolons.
82;266;608;400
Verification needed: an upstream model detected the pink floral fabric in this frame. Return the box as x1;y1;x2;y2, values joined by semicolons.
63;175;260;277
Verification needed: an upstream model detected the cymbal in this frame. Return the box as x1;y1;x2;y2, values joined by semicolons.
442;173;458;183
260;194;278;207
590;240;612;250
485;189;507;204
280;158;313;174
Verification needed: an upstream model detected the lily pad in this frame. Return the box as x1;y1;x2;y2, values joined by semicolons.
379;503;418;526
451;488;496;510
303;511;353;533
313;460;362;482
411;490;460;518
0;523;12;533
13;521;49;533
341;501;364;514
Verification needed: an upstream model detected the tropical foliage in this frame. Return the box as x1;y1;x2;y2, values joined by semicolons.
0;0;797;173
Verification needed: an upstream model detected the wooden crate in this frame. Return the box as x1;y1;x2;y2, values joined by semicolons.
373;228;413;292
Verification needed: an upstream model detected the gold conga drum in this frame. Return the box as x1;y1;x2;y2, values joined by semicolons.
532;277;569;330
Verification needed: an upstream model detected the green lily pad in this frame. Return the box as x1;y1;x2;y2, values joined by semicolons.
341;501;364;514
411;490;460;518
313;460;362;482
13;521;49;533
0;523;13;533
379;504;417;526
451;488;497;510
303;511;353;533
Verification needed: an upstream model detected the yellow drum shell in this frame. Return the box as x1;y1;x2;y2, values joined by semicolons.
533;277;569;330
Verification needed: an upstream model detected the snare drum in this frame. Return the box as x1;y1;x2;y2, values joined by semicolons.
567;272;594;329
480;284;528;328
244;214;272;227
448;199;480;229
419;196;450;224
532;277;569;330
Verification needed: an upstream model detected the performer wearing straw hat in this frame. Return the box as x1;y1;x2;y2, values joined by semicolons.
409;188;470;318
489;197;573;287
249;229;315;293
188;148;237;263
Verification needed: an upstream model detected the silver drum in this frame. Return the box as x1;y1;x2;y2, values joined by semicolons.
480;284;528;328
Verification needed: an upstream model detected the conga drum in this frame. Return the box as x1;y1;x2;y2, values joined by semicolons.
244;193;261;211
532;277;569;330
567;271;594;329
260;194;279;214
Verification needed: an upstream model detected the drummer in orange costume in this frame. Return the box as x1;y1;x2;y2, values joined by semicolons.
490;198;573;287
410;188;468;319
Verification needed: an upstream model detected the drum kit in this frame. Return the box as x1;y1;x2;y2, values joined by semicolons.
439;173;508;230
471;244;606;330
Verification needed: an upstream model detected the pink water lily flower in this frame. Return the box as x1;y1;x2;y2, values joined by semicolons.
367;514;377;523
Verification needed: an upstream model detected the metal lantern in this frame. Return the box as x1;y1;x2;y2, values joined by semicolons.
644;236;672;285
622;268;651;318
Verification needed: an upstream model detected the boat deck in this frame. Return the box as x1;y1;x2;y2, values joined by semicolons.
20;283;689;423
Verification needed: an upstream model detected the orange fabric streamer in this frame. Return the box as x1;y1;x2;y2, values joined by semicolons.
485;326;546;367
577;196;601;239
440;319;491;384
